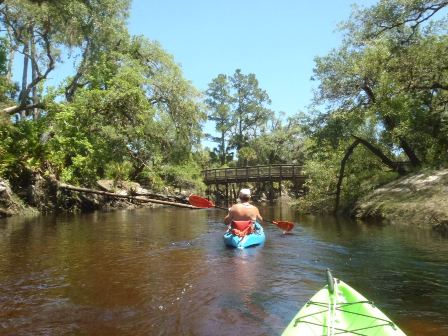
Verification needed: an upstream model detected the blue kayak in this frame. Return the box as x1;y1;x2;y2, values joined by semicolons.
223;222;265;248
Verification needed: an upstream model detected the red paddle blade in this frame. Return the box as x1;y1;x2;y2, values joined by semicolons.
273;220;294;232
188;194;215;208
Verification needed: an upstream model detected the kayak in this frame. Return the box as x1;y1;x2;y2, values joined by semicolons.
282;270;407;336
223;222;265;248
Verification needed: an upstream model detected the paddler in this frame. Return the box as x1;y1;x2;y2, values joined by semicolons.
224;188;263;231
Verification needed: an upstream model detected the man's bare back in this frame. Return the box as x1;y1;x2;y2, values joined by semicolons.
224;202;263;225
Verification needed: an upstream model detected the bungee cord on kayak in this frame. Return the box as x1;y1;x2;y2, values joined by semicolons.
282;270;407;336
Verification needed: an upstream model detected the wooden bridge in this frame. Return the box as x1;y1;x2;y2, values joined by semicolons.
202;164;306;202
203;164;305;184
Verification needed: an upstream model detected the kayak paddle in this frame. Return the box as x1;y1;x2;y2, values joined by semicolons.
188;194;295;233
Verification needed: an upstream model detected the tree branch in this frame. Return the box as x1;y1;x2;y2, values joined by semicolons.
65;40;91;101
369;2;448;39
2;102;45;116
334;135;409;212
352;135;407;173
19;28;54;106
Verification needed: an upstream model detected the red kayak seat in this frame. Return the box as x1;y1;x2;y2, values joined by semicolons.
230;220;254;237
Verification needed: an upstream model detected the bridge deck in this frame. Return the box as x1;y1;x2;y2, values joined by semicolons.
203;164;305;184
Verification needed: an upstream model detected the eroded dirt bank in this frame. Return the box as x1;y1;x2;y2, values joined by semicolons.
354;168;448;234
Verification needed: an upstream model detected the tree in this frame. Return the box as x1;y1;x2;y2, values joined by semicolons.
344;0;448;42
299;0;448;212
229;69;273;152
205;74;233;165
248;113;305;165
44;35;206;185
129;36;205;163
205;69;273;166
312;1;448;166
0;0;131;117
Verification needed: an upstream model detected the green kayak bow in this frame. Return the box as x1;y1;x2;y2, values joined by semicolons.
281;270;407;336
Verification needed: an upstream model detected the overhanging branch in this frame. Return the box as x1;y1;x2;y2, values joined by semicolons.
334;135;407;212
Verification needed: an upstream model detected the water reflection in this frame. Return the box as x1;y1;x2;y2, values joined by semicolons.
0;205;447;335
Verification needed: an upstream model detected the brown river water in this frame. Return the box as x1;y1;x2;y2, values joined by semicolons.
0;204;447;335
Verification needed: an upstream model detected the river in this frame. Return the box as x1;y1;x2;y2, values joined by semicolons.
0;204;447;335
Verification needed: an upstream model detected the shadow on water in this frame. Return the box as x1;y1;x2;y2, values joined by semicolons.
0;205;447;335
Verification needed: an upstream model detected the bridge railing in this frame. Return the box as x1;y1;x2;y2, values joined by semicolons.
202;164;304;184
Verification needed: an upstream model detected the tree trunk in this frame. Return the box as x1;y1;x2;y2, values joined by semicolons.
334;139;361;213
19;42;29;119
30;27;39;120
383;115;421;167
65;40;90;102
399;139;421;167
221;131;226;165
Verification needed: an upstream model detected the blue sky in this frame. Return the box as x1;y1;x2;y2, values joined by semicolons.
128;0;376;118
12;0;376;147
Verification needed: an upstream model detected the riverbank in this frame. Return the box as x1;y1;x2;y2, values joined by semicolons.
0;177;168;219
354;168;448;233
4;168;448;235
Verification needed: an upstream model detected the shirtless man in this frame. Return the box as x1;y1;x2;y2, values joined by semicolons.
224;188;263;229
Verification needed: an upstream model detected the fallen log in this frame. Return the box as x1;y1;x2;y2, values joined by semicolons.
133;191;188;203
58;183;199;209
96;180;188;204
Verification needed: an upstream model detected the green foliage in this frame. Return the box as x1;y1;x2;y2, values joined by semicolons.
160;162;206;192
205;74;233;165
294;156;339;214
41;47;204;187
105;161;133;183
248;113;306;164
0;116;50;188
135;167;165;192
238;147;257;166
298;0;448;212
0;38;14;109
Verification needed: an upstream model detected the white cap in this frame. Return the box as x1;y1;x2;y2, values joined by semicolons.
239;188;251;197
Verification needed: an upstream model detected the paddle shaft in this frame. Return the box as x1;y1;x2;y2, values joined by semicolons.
188;195;294;232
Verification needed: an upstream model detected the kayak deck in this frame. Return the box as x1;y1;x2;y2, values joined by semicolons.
223;222;265;249
282;273;406;336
